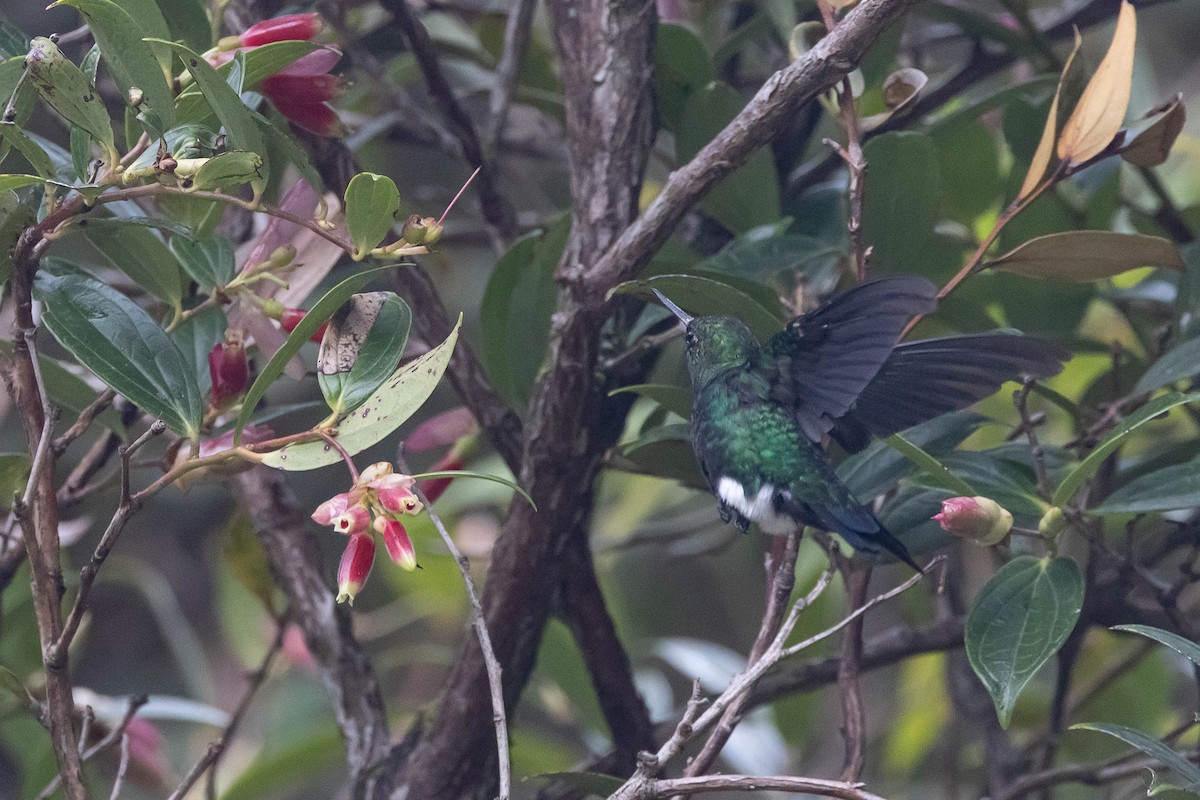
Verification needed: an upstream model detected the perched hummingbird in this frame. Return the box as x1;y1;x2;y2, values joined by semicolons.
654;276;1066;570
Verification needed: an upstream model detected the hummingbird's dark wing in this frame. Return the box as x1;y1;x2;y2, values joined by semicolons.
828;333;1069;453
756;276;938;441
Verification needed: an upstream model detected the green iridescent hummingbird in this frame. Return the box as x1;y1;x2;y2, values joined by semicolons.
653;276;1066;571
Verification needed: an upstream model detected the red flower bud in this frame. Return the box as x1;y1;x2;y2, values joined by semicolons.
265;97;346;137
375;517;417;571
336;533;375;605
241;13;323;47
260;73;345;105
279;308;328;343
933;496;1013;545
421;456;463;504
208;335;249;409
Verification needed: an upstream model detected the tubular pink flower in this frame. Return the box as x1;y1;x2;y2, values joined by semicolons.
311;490;357;526
331;506;371;536
240;12;324;48
336;533;375;605
375;516;417;571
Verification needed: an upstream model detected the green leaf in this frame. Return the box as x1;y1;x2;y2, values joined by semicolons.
697;230;840;283
154;0;209;52
412;469;535;509
883;432;978;496
260;316;460;471
170;305;226;397
0;191;35;285
0;174;42;192
0;123;54;180
932;120;1001;224
988;231;1185;281
77;214;199;240
0;339;126;438
1053;391;1200;506
839;412;986;500
156;39;267;184
22;37;116;160
0;15;29;59
480;217;569;407
344;173;401;260
317;292;412;416
1092;456;1200;515
175;41;323;122
965;555;1084;728
1111;624;1200;666
83;223;185;309
1135;336;1200;395
1071;723;1200;791
0;664;38;715
34;271;202;437
54;0;175;133
654;24;713;132
170;235;236;289
676;81;780;233
608;383;692;419
0;454;30;510
0;56;36;131
862;131;942;276
245;104;324;196
235;266;399;441
611;274;783;340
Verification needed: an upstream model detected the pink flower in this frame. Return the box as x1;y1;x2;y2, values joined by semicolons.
311;490;359;526
336;533;375;605
259;48;347;137
240;13;323;47
406;407;479;452
933;496;1013;545
375;516;417;571
369;472;422;516
330;506;370;536
208;334;249;409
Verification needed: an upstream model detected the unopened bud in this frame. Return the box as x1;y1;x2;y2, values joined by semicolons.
208;333;249;409
933;496;1012;545
401;215;444;246
240;12;324;47
374;517;417;571
336;533;375;605
261;299;285;320
1038;506;1067;538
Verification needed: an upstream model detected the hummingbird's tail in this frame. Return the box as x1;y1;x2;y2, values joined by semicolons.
807;501;924;573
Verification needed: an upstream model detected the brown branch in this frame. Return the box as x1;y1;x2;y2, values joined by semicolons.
837;564;870;783
36;695;149;800
485;0;537;151
381;0;518;241
641;774;890;800
992;749;1200;800
234;467;396;799
682;532;802;780
582;0;921;293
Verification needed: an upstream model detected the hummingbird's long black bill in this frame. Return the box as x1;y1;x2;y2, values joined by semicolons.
652;288;694;325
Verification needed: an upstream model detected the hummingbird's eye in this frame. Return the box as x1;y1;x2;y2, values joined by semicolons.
685;330;697;346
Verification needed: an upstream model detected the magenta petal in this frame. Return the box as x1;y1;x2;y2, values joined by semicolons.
277;47;342;76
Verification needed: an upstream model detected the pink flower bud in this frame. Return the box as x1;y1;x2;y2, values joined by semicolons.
370;472;422;515
375;516;417;571
933;496;1013;545
406;407;479;452
240;13;324;47
208;335;249;409
265;97;346;137
358;462;394;484
260;72;346;105
336;533;375;604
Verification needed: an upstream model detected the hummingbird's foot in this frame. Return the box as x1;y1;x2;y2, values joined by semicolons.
734;513;751;533
718;501;733;524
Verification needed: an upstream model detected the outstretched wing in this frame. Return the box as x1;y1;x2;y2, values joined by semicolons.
755;276;938;441
829;332;1069;453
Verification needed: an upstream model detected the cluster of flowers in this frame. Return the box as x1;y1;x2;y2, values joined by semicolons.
211;12;346;137
312;462;424;604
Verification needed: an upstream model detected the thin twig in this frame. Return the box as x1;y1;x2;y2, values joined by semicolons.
37;695;149;800
400;455;511;799
19;329;58;511
837;561;871;783
485;0;536;152
108;732;131;800
681;531;801;780
53;389;116;454
645;774;890;800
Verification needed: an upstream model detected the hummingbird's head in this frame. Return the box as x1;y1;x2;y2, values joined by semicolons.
653;290;758;390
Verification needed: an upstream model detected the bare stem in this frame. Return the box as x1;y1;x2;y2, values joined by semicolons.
400;455;511;799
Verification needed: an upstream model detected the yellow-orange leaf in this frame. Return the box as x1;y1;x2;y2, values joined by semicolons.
1018;30;1083;200
1056;0;1136;164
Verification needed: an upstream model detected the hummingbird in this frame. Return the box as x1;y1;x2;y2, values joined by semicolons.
653;275;1066;570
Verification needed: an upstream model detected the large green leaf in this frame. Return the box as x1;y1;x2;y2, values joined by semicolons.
54;0;175;133
481;217;569;407
261;317;460;471
608;383;692;420
988;231;1185;282
170;235;236;289
83;223;185;309
157;40;267;184
1092;456;1200;515
965;555;1084;728
34;272;202;437
861;132;941;276
612;274;783;340
839;412;987;500
1134;336;1200;395
1053;392;1200;506
1111;624;1200;666
344;173;400;260
676;81;780;234
234;266;400;441
883;433;978;497
0;191;35;285
0;117;55;181
22;37;115;160
317;292;412;417
1070;723;1200;792
155;0;210;52
654;24;713;132
696;230;839;284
